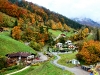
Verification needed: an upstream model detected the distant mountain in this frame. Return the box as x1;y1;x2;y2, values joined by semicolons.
72;18;100;27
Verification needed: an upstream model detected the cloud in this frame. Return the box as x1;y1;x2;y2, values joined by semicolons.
26;0;100;22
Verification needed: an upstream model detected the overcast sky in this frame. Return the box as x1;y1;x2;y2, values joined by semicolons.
26;0;100;22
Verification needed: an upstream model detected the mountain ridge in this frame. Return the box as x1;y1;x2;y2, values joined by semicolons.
72;17;100;27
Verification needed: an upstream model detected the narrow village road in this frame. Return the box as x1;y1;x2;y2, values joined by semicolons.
52;52;90;75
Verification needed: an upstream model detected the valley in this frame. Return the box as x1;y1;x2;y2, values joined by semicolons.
0;0;100;75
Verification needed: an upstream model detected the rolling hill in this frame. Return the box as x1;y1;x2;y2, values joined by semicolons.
0;35;36;56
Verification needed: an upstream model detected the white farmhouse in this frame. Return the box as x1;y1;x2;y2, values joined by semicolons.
65;40;72;45
56;43;63;48
72;59;80;65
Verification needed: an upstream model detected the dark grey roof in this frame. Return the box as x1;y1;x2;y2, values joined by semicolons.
6;52;31;58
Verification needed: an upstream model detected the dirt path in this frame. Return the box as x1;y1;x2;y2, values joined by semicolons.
6;66;30;75
5;52;48;75
52;52;90;75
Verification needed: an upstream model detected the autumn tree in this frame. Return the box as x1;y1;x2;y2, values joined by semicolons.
76;40;100;64
63;24;70;31
29;41;42;51
22;27;34;41
81;28;89;38
39;26;44;33
51;24;57;30
0;13;3;26
71;28;89;41
12;26;22;40
57;22;63;30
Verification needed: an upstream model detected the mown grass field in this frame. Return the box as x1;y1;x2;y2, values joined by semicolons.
48;29;74;38
0;32;36;56
13;61;74;75
66;30;75;37
58;52;78;68
48;29;63;37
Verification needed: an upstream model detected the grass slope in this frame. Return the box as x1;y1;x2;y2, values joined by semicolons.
48;29;63;37
48;29;75;38
0;35;36;56
58;52;78;68
13;61;74;75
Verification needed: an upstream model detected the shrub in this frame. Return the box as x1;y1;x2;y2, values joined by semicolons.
29;41;42;51
7;65;18;70
0;56;7;70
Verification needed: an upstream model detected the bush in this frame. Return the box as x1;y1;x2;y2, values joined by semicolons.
29;41;42;51
0;56;7;70
7;65;18;70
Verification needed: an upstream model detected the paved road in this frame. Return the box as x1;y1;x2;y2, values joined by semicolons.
52;52;90;75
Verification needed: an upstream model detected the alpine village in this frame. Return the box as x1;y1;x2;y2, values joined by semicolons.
0;0;100;75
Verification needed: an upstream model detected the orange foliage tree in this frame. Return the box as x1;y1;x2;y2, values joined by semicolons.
63;24;70;31
0;0;28;19
12;26;22;40
71;28;89;41
76;40;100;64
0;13;3;26
57;22;63;30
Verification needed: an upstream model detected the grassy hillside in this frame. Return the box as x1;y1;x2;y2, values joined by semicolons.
0;35;36;56
13;61;74;75
48;29;63;37
58;52;78;68
48;29;75;38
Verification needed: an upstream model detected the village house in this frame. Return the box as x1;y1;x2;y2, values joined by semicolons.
71;59;80;65
65;40;72;45
56;43;63;48
55;40;78;52
65;40;78;50
67;59;80;66
68;44;76;50
6;52;35;66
